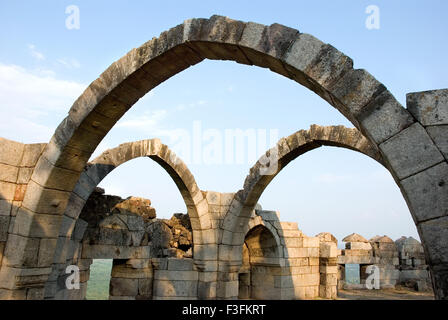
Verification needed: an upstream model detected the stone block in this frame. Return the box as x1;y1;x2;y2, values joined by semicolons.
111;265;153;279
154;279;198;297
407;89;448;126
401;162;448;222
379;123;444;179
0;181;17;201
167;258;194;271
320;242;338;258
346;242;372;250
0;200;12;216
0;216;10;241
138;278;153;297
426;125;448;159
303;236;320;248
72;218;88;241
320;273;338;286
17;168;34;184
330;69;386;118
31;156;81;192
419;216;448;265
37;238;58;267
22;180;71;215
154;270;198;281
64;193;86;220
194;244;218;261
193;229;216;245
0;138;24;166
12;207;62;238
21;143;46;167
256;210;281;221
0;163;19;183
81;245;151;259
110;278;138;296
205;191;220;205
320;265;338;274
17;237;38;263
0;288;27;299
126;259;151;269
359;90;415;144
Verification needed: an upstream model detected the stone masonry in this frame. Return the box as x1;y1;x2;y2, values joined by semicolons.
0;15;446;299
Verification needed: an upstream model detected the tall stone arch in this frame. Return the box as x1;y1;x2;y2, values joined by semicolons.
1;15;446;299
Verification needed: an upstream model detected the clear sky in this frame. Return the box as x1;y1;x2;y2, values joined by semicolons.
1;1;447;245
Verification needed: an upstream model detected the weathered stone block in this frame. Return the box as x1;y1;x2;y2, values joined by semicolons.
22;180;71;215
0;163;19;184
419;216;448;265
13;207;62;238
195;244;218;261
401;162;448;222
37;238;58;267
0;200;12;216
154;279;198;297
359;90;415;144
81;245;151;259
0;138;24;166
330;69;386;118
379;123;444;179
0;181;17;201
426;125;448;159
72;218;88;241
31;156;81;192
167;258;194;271
110;278;138;296
407;89;448;126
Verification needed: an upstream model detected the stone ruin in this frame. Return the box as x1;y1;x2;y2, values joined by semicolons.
57;187;432;300
0;16;446;299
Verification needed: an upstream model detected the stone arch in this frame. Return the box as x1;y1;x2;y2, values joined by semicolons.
235;124;384;214
65;138;209;238
239;222;283;299
220;125;385;263
44;138;210;299
4;15;446;298
244;215;284;263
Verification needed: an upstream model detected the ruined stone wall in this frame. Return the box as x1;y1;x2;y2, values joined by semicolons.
0;139;46;299
336;233;431;292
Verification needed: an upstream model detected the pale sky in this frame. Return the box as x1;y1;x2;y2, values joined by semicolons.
1;1;447;244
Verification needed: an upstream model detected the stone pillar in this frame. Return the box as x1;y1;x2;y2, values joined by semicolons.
216;261;241;299
319;241;338;299
403;89;448;299
195;260;218;299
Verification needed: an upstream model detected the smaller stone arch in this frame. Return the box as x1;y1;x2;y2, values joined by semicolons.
51;139;211;276
221;124;384;246
65;138;210;238
239;219;284;299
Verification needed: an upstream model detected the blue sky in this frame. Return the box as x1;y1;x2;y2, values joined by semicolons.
1;1;447;245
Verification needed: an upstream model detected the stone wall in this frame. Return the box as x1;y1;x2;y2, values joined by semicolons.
0;138;46;299
337;233;431;292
